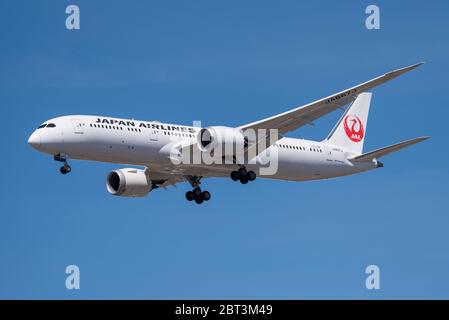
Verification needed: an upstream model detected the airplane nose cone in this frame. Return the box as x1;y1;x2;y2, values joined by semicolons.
28;132;41;149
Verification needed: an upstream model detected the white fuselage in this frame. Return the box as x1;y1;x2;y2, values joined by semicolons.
28;115;377;182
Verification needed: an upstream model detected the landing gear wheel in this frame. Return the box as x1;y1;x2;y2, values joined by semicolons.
185;191;194;201
230;171;239;181
55;154;71;175
239;176;249;184
194;196;204;204
60;165;71;175
247;170;256;181
202;191;211;201
185;176;211;204
193;187;202;197
237;167;247;179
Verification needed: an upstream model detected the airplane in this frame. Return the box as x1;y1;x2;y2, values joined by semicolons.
28;62;429;204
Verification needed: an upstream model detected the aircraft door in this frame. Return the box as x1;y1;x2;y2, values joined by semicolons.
149;129;159;141
71;119;85;134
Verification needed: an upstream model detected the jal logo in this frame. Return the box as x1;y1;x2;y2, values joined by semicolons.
344;115;364;142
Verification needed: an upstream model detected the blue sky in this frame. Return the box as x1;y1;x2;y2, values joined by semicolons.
0;0;448;299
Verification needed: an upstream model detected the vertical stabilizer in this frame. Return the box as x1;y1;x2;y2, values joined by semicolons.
325;92;372;154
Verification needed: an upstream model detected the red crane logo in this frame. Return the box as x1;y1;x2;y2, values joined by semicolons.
343;115;364;142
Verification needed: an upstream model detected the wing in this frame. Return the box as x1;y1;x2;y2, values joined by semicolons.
147;163;234;189
239;63;424;154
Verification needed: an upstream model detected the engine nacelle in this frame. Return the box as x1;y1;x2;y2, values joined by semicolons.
197;126;248;155
106;168;152;197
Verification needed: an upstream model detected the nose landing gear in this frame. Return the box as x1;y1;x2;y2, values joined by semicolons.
54;154;71;175
230;167;256;184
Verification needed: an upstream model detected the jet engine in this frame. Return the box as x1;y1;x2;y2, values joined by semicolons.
197;126;248;156
106;168;152;197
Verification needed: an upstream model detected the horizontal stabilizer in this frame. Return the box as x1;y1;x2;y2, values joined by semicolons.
350;136;430;162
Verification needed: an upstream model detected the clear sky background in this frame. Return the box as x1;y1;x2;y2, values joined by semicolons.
0;0;448;299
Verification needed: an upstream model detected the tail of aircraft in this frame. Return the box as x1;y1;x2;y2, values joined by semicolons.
324;92;372;154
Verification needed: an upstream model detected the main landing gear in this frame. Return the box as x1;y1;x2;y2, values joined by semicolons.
54;154;71;175
185;176;211;204
230;167;256;184
185;187;211;204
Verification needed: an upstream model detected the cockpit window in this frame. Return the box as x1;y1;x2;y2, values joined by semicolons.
46;123;56;128
37;124;47;129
